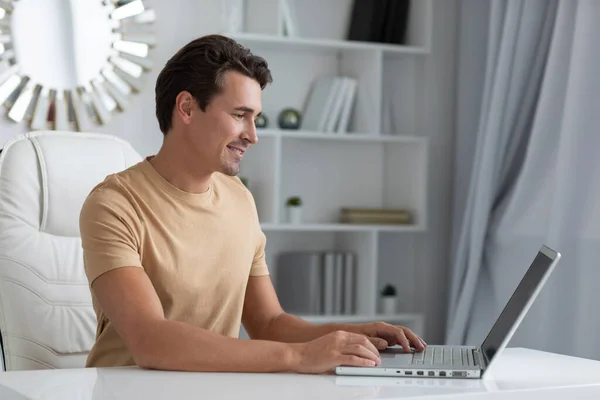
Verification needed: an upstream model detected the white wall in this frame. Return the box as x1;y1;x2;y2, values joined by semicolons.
450;0;489;263
377;0;458;344
405;0;458;343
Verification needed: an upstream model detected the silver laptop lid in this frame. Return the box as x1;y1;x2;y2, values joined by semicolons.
479;245;560;375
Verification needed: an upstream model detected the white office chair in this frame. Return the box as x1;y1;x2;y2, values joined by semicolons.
0;131;142;371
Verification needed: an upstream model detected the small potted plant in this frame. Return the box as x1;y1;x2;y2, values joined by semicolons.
380;284;397;315
285;196;303;224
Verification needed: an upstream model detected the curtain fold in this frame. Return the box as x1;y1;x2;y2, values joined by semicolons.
477;0;600;358
450;0;600;360
446;0;558;345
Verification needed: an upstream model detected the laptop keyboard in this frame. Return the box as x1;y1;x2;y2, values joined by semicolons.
411;347;475;366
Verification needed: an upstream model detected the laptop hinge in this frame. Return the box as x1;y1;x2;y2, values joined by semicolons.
474;348;486;369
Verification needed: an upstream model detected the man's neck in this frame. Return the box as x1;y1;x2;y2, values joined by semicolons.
149;138;212;194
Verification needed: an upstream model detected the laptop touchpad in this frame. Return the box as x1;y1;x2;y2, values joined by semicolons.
379;353;412;367
380;347;413;366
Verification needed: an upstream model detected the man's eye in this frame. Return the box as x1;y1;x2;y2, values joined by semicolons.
233;114;244;119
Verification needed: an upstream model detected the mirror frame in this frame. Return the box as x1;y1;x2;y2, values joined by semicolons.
0;0;156;131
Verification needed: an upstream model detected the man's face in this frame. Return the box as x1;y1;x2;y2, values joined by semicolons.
187;70;262;176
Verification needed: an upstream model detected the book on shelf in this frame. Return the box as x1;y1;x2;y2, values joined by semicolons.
339;208;413;225
276;250;356;316
301;75;357;134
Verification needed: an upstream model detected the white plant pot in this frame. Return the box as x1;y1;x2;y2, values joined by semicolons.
287;206;302;224
381;296;397;315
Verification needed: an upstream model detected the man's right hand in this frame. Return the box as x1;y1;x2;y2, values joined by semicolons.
290;330;382;374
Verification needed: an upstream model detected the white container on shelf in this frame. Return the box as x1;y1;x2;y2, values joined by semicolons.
381;296;397;315
286;205;302;224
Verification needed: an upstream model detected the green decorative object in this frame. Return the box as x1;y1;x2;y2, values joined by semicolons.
286;196;302;207
278;108;301;130
381;284;397;297
254;113;268;128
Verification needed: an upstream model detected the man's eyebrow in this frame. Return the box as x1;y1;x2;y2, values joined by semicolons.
233;106;255;113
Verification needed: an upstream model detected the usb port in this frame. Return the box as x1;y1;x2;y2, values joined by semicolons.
405;371;413;375
417;371;424;376
439;371;446;377
428;371;435;377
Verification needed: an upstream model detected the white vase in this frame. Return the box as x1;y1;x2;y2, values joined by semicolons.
287;206;302;224
381;296;397;315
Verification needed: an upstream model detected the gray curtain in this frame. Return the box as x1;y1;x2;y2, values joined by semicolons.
449;0;600;361
0;335;3;371
446;0;558;344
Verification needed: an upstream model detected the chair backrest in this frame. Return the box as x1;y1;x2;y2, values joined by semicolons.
0;131;142;371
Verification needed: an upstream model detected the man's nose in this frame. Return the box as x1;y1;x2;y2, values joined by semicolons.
242;121;258;144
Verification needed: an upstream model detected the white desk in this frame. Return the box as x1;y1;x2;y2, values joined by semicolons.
1;348;600;399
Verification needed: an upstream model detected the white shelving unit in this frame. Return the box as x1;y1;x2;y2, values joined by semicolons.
227;0;433;337
228;32;430;54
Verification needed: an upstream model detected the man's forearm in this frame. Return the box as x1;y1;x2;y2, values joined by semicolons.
257;312;354;343
133;319;299;372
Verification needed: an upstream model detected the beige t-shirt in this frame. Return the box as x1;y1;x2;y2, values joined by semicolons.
79;158;269;367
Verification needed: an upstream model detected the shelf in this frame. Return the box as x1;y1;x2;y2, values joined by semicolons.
231;0;433;342
257;129;426;144
261;223;424;232
298;313;424;324
229;32;429;54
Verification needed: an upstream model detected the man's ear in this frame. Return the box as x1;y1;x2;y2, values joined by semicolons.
175;91;194;124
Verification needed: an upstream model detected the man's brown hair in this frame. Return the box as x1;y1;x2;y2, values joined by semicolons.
155;34;273;134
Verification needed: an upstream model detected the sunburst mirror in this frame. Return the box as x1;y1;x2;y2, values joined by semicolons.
0;0;155;131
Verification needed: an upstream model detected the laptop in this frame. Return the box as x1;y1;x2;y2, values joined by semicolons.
336;245;561;379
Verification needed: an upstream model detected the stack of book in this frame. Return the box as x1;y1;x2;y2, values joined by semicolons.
339;208;413;225
301;75;358;134
276;251;356;316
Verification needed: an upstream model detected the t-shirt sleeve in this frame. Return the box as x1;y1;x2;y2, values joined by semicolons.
79;181;143;286
250;230;269;277
245;187;269;277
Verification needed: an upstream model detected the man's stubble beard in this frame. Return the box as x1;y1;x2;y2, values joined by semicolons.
220;161;240;176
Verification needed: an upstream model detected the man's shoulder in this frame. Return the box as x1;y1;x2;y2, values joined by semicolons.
82;161;147;209
79;163;148;237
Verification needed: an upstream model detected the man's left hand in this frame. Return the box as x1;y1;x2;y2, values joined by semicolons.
345;322;427;353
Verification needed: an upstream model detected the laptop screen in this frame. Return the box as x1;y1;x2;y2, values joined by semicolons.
480;249;557;364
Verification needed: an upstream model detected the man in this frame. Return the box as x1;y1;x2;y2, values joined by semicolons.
79;34;426;374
